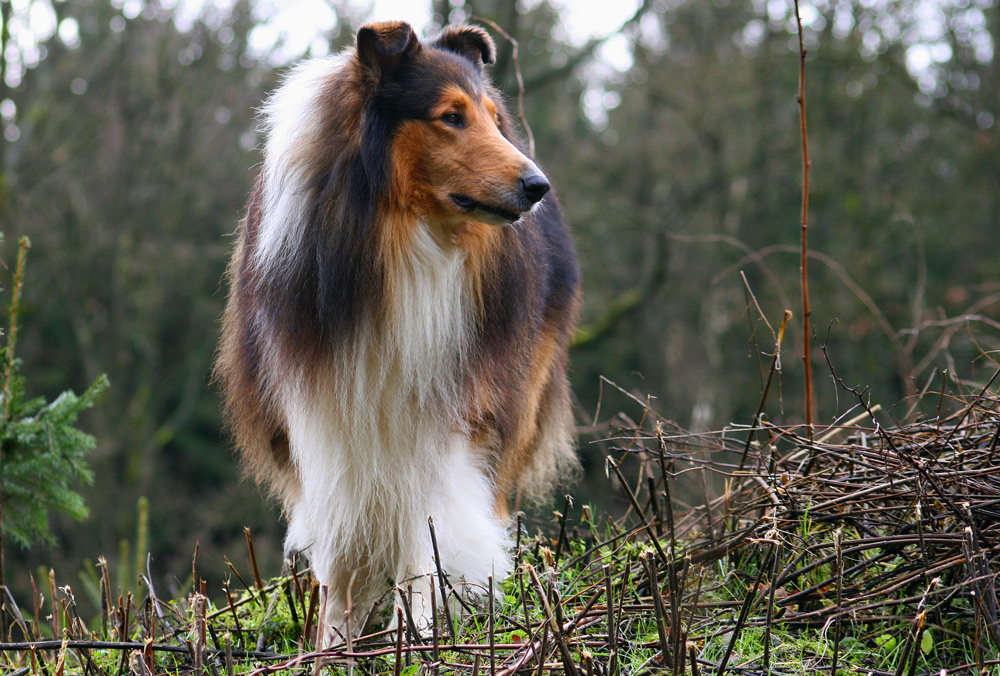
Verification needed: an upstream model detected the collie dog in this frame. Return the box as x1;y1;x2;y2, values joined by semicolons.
215;21;580;641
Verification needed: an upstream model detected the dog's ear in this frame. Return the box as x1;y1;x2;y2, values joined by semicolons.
431;25;496;69
357;21;420;82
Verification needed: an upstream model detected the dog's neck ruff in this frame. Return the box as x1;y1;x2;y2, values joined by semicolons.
253;54;351;278
347;221;470;419
248;51;515;626
280;223;502;601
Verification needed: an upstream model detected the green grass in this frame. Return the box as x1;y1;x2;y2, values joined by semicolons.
3;391;999;675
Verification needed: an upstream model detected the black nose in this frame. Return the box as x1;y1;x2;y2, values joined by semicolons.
519;172;550;205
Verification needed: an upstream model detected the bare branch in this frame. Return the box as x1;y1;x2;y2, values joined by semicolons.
522;0;654;91
793;0;815;440
473;16;535;158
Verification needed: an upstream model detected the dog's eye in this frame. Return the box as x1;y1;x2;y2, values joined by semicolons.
441;112;464;128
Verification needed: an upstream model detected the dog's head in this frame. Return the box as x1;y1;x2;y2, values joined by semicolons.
356;21;548;226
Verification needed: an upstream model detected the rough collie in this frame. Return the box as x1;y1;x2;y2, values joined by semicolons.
215;20;580;642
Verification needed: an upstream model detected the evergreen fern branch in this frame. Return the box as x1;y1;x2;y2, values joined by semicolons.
0;235;108;564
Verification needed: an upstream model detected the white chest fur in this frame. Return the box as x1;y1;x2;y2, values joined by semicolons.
280;224;510;637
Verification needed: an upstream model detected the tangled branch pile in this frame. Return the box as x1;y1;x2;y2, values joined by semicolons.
653;388;1000;674
1;385;998;675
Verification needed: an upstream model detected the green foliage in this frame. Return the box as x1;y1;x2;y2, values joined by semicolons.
3;0;999;618
1;371;107;547
77;496;151;612
5;0;282;588
0;236;107;548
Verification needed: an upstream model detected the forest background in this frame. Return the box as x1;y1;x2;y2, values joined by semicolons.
2;0;998;606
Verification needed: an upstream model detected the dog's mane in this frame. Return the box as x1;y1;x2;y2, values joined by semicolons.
247;54;382;357
241;45;563;373
215;25;582;511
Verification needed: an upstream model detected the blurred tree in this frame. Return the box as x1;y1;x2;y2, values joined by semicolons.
0;234;107;606
0;0;996;603
542;0;1000;429
3;0;284;594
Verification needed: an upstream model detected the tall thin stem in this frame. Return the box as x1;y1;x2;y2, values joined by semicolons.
793;0;814;439
0;0;9;109
0;236;29;642
471;16;535;159
0;0;10;176
3;236;28;418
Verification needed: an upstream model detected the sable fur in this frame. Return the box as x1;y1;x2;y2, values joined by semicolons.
215;21;580;641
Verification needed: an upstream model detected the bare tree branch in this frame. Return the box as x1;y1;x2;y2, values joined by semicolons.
523;0;654;91
793;0;815;440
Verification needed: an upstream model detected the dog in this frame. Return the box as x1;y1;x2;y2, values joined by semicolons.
214;20;580;642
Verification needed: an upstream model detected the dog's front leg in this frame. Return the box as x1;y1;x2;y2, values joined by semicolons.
388;438;514;635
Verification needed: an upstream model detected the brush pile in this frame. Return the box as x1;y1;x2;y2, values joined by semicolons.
644;388;1000;674
1;386;998;675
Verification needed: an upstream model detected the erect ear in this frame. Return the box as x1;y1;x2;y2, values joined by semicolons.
356;21;420;82
430;25;496;69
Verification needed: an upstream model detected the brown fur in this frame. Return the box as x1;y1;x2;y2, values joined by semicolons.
214;24;581;634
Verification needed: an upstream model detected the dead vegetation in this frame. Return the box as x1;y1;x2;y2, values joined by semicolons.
1;374;998;675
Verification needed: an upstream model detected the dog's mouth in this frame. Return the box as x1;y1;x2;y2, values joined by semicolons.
450;194;522;224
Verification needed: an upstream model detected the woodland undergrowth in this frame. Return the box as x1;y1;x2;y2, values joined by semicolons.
0;373;998;675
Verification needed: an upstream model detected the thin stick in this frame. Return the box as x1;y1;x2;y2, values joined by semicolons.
514;512;524;571
288;555;308;627
223;557;260;608
643;553;671;668
283;578;298;627
533;626;548;676
2;236;28;420
0;237;29;638
428;517;455;638
830;530;844;676
393;608;404;676
716;544;772;675
429;574;439;673
553;495;572;564
98;558;112;640
29;573;40;642
49;570;59;638
607;457;671;568
401;582;420;653
526;566;580;676
344;570;358;654
225;632;234;676
303;580;318;648
604;565;617;676
793;0;814;440
244;527;265;593
763;544;781;670
193;593;206;676
737;310;792;474
471;16;535;158
488;575;495;676
0;639;280;659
